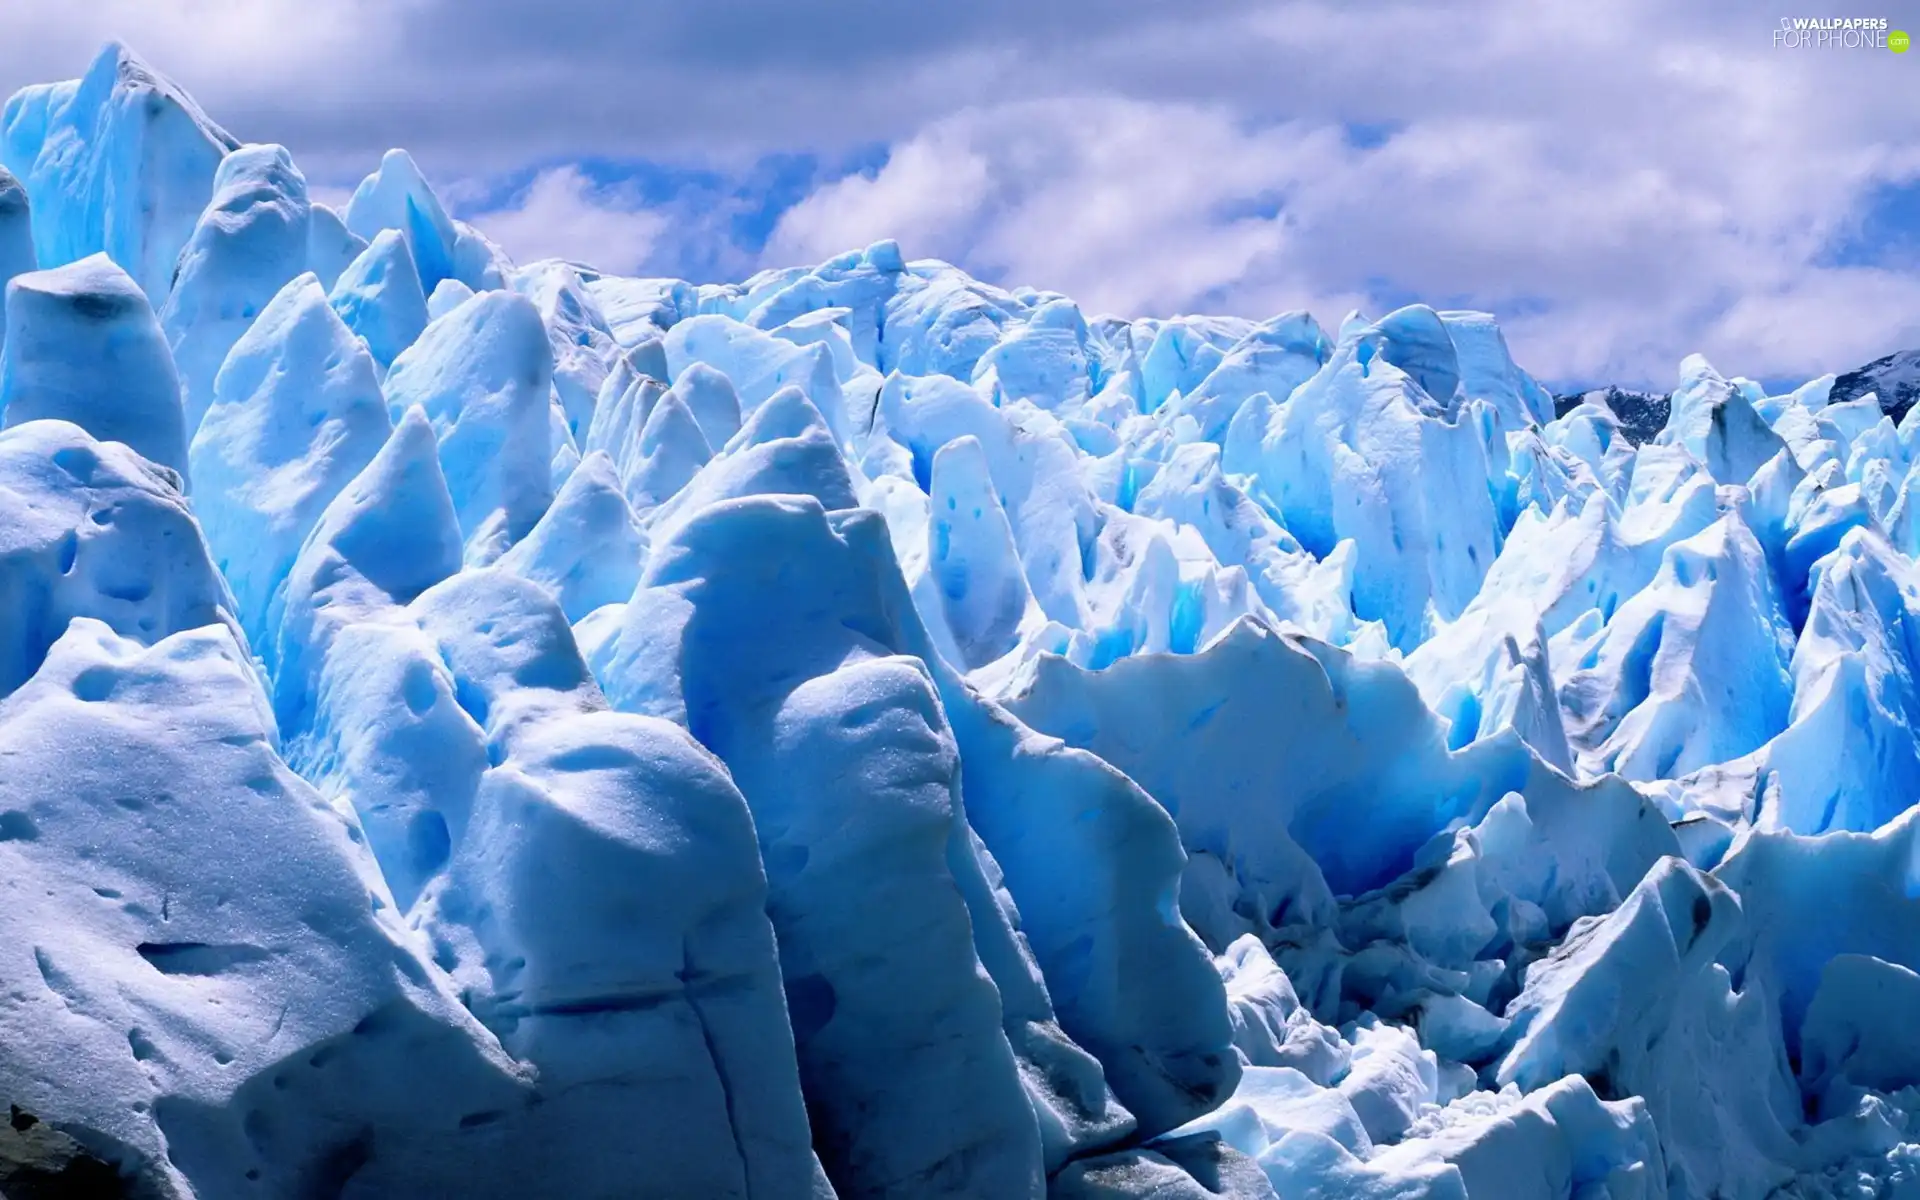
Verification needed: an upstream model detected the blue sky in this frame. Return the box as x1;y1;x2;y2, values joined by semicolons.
2;0;1918;392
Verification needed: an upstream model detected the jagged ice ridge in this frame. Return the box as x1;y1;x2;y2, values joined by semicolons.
1;42;1918;1200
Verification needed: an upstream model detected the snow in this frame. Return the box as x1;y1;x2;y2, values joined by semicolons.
11;38;1920;1200
1831;349;1920;423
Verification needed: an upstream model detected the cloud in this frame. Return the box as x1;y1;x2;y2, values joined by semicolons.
768;1;1920;386
0;0;1256;179
766;99;1355;321
465;166;668;276
2;0;1916;385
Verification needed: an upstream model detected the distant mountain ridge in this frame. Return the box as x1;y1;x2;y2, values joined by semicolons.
1551;385;1671;444
1830;349;1920;423
1554;347;1920;442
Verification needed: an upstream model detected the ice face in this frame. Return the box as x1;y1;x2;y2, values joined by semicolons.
0;620;522;1200
306;202;368;293
1167;310;1329;442
0;166;33;354
409;570;829;1197
329;227;430;371
0;43;236;304
188;274;393;660
162;145;313;435
588;494;1217;1173
1;254;189;478
14;39;1920;1200
0;419;238;699
383;290;555;565
666;313;850;445
343;148;460;296
495;449;647;622
515;260;617;444
270;405;464;740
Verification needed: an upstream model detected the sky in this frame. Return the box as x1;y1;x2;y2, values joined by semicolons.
2;0;1918;391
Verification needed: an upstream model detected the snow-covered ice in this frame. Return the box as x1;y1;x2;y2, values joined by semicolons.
6;41;1920;1200
2;254;190;479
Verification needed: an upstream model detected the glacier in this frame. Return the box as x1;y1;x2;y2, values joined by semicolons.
4;40;1920;1200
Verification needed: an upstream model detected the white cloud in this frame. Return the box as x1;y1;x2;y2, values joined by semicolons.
467;167;668;276
770;134;996;272
0;0;413;122
768;99;1359;322
3;0;1913;385
767;0;1920;386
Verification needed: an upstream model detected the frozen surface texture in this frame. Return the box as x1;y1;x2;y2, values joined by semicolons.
5;42;1920;1200
0;43;236;304
2;255;189;478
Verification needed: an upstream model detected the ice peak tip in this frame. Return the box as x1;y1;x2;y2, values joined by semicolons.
864;239;905;272
85;39;141;74
393;403;436;437
379;147;427;175
13;252;145;302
